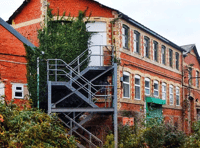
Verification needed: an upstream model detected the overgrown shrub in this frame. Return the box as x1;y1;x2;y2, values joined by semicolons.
104;118;186;148
0;101;77;148
143;118;186;148
25;8;91;110
184;121;200;147
104;124;146;148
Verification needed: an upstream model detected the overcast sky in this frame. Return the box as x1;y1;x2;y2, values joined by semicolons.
0;0;200;53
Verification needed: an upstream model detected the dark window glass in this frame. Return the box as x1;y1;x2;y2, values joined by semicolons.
169;49;173;67
176;52;179;70
162;46;166;64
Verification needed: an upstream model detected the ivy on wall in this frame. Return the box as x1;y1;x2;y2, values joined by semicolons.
25;8;91;110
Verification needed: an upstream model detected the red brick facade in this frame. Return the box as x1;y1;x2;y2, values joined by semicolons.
0;20;34;105
6;0;200;133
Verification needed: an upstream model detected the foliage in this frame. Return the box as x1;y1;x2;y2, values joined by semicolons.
143;118;186;148
104;125;146;148
0;101;77;148
184;121;200;147
25;8;91;110
104;117;186;148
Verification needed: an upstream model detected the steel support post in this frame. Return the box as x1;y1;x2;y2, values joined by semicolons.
48;81;52;115
113;63;118;148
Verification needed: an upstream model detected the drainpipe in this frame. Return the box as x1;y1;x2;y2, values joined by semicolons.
181;52;185;132
37;57;40;109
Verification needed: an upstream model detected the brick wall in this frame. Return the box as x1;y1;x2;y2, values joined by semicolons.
0;25;28;104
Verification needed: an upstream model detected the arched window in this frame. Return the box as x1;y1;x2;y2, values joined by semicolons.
169;85;174;105
161;45;166;65
153;41;158;62
144;36;150;58
145;78;150;96
122;25;129;49
162;83;166;100
134;31;140;53
135;75;141;100
176;87;180;106
123;72;130;98
154;80;159;97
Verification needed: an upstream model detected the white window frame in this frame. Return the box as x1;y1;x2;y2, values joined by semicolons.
135;75;141;100
176;87;180;106
162;83;166;100
0;82;5;102
169;85;174;105
154;80;159;97
12;84;24;99
196;71;199;88
145;78;150;96
123;72;130;98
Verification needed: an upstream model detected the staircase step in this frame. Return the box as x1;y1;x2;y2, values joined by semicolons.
76;142;86;148
73;114;94;131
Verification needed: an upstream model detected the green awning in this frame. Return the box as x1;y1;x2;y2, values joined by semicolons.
146;96;166;105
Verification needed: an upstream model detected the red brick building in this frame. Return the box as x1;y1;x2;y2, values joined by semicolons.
0;17;35;104
6;0;200;134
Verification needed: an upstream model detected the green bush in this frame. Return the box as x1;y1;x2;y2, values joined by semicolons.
104;118;186;148
184;121;200;147
104;125;146;148
143;118;186;148
0;101;77;148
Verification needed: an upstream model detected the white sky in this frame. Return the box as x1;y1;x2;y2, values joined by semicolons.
0;0;200;53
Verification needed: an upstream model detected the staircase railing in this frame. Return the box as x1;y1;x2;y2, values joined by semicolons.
60;114;103;148
47;45;114;106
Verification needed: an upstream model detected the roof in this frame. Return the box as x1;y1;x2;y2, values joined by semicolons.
0;17;35;48
7;0;186;52
7;0;30;24
181;44;195;53
181;44;200;63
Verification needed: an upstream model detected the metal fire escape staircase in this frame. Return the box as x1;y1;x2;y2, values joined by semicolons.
47;45;118;148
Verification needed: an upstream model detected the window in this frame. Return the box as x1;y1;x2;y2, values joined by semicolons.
144;37;150;58
12;84;24;99
175;52;179;70
145;78;150;96
161;45;166;64
135;75;141;100
134;31;140;53
154;80;159;97
122;25;129;49
189;67;192;86
0;83;5;101
169;85;174;105
162;83;166;100
153;41;158;62
196;71;199;88
176;87;180;106
169;49;173;67
123;72;130;98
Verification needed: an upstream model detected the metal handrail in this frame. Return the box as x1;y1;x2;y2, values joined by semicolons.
59;117;100;148
63;114;103;148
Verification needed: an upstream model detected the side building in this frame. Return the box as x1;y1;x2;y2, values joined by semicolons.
0;17;35;104
6;0;200;134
